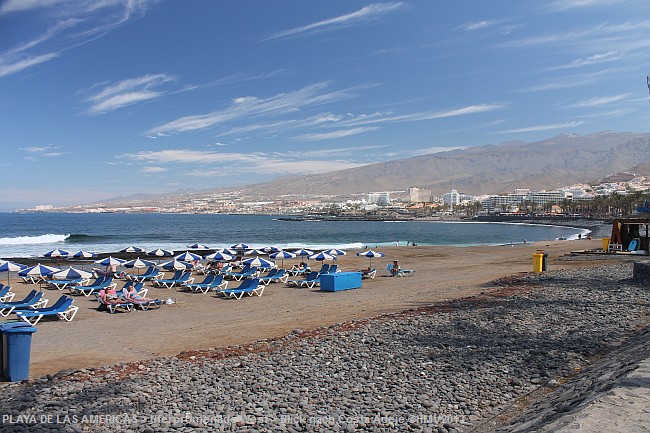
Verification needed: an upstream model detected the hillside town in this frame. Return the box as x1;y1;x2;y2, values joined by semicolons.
24;172;650;219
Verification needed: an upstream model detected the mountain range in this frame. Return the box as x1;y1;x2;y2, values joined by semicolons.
96;131;650;206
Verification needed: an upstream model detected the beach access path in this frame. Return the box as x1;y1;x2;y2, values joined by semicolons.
5;238;636;379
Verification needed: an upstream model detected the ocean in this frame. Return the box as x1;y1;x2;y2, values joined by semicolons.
0;213;588;259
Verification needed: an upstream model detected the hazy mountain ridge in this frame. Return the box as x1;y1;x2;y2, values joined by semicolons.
93;131;650;206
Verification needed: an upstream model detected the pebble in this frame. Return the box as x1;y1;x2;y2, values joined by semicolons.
0;264;647;433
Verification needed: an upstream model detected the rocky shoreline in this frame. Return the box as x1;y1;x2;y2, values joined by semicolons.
0;263;648;432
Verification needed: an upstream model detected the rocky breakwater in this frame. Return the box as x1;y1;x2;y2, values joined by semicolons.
0;264;648;432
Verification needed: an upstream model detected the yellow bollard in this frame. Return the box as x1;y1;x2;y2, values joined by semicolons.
602;237;610;252
533;250;545;273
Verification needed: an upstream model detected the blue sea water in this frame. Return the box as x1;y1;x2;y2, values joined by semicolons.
0;213;587;259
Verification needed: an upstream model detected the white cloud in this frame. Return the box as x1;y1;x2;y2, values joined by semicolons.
84;73;175;114
142;166;167;173
459;19;502;31
344;104;505;126
566;93;630;108
0;53;59;78
553;51;623;70
494;121;584;134
0;0;153;78
265;2;405;41
294;127;379;141
123;148;365;177
547;0;625;11
148;82;358;136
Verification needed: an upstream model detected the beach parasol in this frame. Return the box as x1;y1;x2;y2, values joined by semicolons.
243;249;266;256
122;257;156;268
175;251;203;262
120;246;145;253
321;248;347;257
221;248;239;256
242;257;275;269
261;245;281;253
0;260;27;285
230;243;251;251
205;251;234;262
147;248;174;263
157;260;194;271
94;256;126;267
309;252;335;262
18;263;61;285
269;250;295;267
44;248;70;258
147;248;173;257
72;250;97;258
356;250;384;266
292;248;314;263
188;243;210;250
51;267;93;280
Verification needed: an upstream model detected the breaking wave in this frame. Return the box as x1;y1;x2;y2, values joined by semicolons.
0;234;70;246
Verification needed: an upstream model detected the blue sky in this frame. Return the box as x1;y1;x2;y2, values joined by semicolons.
1;0;650;211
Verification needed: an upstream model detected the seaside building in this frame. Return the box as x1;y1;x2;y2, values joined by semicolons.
367;192;391;206
407;187;432;203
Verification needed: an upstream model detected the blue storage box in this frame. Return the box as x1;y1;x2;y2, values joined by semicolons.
320;272;362;292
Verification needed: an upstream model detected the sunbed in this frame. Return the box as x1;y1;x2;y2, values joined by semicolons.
48;277;89;291
259;269;288;284
125;266;162;282
15;295;79;325
361;268;377;279
96;291;134;314
68;276;116;297
0;285;15;303
116;281;149;298
217;278;265;299
286;271;320;288
182;274;227;294
0;290;48;317
151;271;193;288
222;265;259;281
387;264;415;277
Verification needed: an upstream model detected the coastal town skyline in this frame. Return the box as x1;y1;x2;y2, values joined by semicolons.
2;1;650;211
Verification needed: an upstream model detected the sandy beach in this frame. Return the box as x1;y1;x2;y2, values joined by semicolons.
0;237;628;379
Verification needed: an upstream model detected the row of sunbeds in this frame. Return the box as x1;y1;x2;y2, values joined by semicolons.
0;284;79;325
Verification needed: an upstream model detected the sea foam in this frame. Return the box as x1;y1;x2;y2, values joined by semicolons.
0;234;69;245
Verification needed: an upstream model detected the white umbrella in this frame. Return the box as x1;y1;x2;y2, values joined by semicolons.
242;257;275;269
72;250;97;258
19;263;61;277
357;250;385;266
175;251;203;262
122;257;156;268
120;246;145;253
95;256;126;267
188;243;210;250
243;249;266;256
292;248;314;260
0;260;27;285
157;260;194;271
231;243;251;251
43;248;70;258
205;251;234;261
147;248;174;257
321;248;347;256
51;267;93;280
309;252;335;262
269;250;295;267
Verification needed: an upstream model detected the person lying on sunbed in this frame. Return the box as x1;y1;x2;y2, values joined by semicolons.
361;267;373;276
99;288;124;306
291;262;307;272
124;285;158;304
